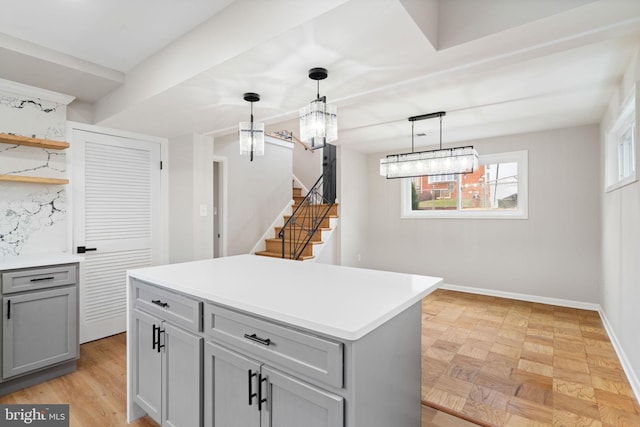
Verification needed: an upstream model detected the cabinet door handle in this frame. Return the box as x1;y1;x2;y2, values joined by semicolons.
152;324;159;350
157;328;165;353
151;299;169;308
248;370;258;406
257;374;267;411
30;276;54;282
243;333;271;346
6;300;10;320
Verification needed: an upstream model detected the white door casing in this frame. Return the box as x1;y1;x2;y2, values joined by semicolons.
71;127;162;343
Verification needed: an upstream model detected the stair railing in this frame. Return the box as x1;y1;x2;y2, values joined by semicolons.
279;158;336;260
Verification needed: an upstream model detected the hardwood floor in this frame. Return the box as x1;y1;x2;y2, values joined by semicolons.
422;289;640;427
2;289;637;426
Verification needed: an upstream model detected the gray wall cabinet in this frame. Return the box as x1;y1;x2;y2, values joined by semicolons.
0;262;79;395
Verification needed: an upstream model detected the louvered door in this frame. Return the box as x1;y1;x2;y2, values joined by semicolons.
72;129;161;343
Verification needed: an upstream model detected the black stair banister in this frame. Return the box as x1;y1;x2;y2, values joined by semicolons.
279;158;336;260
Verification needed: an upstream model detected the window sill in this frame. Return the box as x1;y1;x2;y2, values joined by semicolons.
605;175;637;193
401;209;528;220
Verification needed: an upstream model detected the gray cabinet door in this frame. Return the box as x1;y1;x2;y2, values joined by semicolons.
261;366;344;427
162;322;203;427
131;309;162;424
204;342;261;427
2;286;78;379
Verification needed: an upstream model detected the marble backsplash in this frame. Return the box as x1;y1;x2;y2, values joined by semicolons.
0;83;71;257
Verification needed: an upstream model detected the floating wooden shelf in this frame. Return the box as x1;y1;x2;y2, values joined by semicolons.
0;133;69;150
0;175;69;185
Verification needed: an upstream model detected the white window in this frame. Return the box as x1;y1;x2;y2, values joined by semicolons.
402;150;528;219
606;95;636;191
428;174;456;184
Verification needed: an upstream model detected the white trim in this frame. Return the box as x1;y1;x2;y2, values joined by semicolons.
597;308;640;403
212;155;229;258
292;174;310;195
605;91;636;191
441;283;600;310
248;200;294;254
441;282;640;404
67;121;167;144
0;77;75;105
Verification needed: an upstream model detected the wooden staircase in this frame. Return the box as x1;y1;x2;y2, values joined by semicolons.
255;187;338;261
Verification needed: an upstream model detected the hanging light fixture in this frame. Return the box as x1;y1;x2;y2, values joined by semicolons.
299;67;337;150
379;111;478;179
239;92;264;161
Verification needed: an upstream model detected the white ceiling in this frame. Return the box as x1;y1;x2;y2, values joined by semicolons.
0;0;639;153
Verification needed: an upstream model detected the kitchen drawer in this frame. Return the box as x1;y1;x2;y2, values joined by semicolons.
2;264;77;294
204;303;343;388
132;279;202;332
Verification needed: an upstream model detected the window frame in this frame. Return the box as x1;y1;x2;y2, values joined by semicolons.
401;150;528;219
606;94;636;192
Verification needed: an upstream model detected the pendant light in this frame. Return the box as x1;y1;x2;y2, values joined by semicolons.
239;92;264;161
380;111;478;179
299;67;337;150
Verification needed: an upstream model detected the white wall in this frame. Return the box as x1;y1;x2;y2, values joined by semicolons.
600;50;640;393
213;134;293;255
338;146;369;267
362;125;602;303
293;140;322;191
168;133;214;263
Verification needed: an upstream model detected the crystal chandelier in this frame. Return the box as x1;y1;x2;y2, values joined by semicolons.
299;67;337;150
380;112;478;179
239;92;264;161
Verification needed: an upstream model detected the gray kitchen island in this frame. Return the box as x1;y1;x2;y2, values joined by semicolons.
126;255;441;427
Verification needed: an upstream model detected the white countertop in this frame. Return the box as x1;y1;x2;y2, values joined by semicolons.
0;253;84;270
127;255;442;341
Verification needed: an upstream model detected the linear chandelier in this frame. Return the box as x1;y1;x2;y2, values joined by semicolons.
379;111;478;179
239;92;264;161
299;67;337;150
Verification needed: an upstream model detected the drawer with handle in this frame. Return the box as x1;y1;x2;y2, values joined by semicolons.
132;279;202;332
1;264;77;294
204;303;343;388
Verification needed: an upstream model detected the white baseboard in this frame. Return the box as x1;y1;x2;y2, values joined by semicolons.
441;283;600;311
597;308;640;404
249;200;293;254
441;283;640;404
292;174;309;195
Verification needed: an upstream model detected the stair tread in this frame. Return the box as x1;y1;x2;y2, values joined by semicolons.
265;238;324;245
255;251;314;261
276;226;331;231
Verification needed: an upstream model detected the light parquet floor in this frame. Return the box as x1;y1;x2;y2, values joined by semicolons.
421;289;640;427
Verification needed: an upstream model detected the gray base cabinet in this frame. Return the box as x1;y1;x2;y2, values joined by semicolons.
128;277;422;427
130;281;203;427
204;341;343;427
3;286;77;379
0;262;79;395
